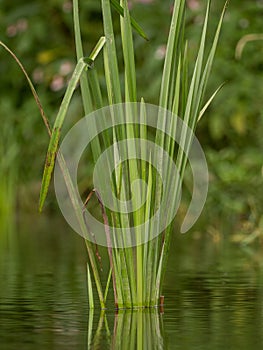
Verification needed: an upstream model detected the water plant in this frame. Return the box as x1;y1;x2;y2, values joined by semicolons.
1;0;227;309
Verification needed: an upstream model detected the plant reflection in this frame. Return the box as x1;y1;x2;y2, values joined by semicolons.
87;308;164;349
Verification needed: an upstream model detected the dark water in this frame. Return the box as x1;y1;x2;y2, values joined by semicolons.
1;216;263;349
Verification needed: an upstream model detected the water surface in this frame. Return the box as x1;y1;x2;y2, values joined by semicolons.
0;216;262;349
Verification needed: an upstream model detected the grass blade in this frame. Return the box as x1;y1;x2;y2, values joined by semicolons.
0;41;51;136
196;1;228;123
198;83;224;122
103;268;112;303
39;37;106;212
73;0;93;114
39;58;87;212
87;262;94;309
120;0;137;103
102;0;122;105
110;0;149;40
158;0;185;111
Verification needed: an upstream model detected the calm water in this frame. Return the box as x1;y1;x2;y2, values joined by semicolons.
1;215;263;349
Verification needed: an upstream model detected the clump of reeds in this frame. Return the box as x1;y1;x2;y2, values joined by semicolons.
1;0;227;309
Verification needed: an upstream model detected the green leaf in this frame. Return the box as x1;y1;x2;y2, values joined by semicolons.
87;263;94;309
110;0;149;40
39;38;106;212
0;40;51;136
198;83;225;122
39;58;87;212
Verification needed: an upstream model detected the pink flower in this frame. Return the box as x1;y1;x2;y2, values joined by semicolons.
187;0;201;11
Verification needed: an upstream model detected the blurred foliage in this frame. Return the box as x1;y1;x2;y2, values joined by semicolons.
198;0;263;235
0;0;263;237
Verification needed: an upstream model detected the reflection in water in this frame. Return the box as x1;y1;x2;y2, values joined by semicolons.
1;217;263;349
88;309;164;350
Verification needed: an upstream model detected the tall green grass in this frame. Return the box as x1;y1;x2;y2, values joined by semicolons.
39;0;227;308
2;0;227;308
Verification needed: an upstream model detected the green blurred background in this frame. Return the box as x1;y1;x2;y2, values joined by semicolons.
0;0;263;241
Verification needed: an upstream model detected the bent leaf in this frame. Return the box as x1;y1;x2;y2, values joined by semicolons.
0;41;51;136
110;0;149;40
39;37;106;212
